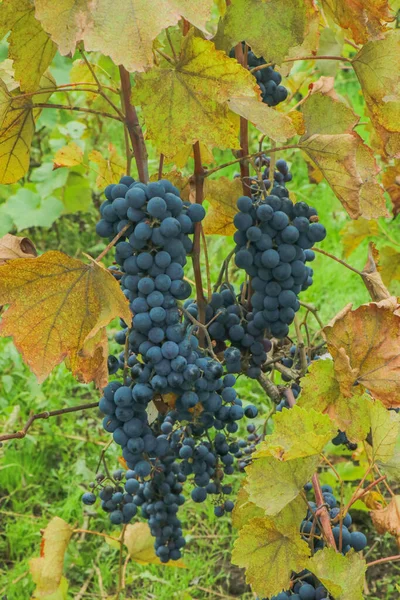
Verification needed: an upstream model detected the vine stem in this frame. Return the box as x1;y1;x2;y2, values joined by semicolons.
0;402;99;442
94;223;131;262
205;145;299;177
313;247;363;276
367;555;400;568
80;49;125;121
293;315;308;374
119;66;148;183
192;142;207;337
284;388;338;550
27;103;122;122
235;43;251;197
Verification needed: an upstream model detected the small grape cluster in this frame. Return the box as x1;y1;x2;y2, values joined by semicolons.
256;154;293;191
234;172;326;339
87;176;259;562
185;285;272;379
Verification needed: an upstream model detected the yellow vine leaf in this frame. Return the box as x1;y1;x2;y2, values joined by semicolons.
232;483;265;530
382;161;400;217
324;300;400;407
0;233;37;265
53;143;84;169
203;177;243;236
322;0;394;45
307;547;366;600
232;513;310;598
89;144;125;189
340;219;379;258
255;405;336;460
379;245;400;286
352;30;400;158
0;59;18;92
0;73;55;184
0;0;56;92
227;97;297;143
297;360;371;443
34;0;215;74
299;92;387;219
133;32;257;158
371;495;400;546
221;0;317;66
29;517;73;599
245;454;320;515
0;251;131;384
367;400;400;463
124;522;186;568
0;79;12;128
66;328;109;390
150;169;191;202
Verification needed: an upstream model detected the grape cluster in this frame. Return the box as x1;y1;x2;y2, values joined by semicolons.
86;176;259;561
234;172;326;339
257;154;293;190
185;285;272;379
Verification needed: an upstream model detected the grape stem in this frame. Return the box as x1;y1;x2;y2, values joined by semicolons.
27;103;123;122
94;222;132;263
192;142;207;338
257;373;280;403
119;66;149;183
367;555;400;568
180;307;218;361
313;247;363;276
0;401;99;442
293;315;308;375
284;387;338;550
235;42;251;197
204;145;299;177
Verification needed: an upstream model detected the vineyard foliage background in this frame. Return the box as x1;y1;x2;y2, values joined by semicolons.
0;0;400;599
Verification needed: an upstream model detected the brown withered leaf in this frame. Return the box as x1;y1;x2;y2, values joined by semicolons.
324;300;400;407
371;496;400;546
0;251;131;384
0;233;37;265
320;0;394;45
340;219;379;258
66;328;109;390
362;243;391;302
382;162;400;217
379;245;400;287
203;177;243;236
309;76;338;99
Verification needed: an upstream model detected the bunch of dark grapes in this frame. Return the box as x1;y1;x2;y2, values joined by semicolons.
84;176;259;562
258;484;367;599
256;154;293;191
234;167;326;339
185;284;272;379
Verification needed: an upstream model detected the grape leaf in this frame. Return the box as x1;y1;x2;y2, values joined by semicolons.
133;33;257;158
150;168;191;202
3;188;64;230
0;0;57;92
66;328;108;390
378;434;400;484
367;400;400;462
53;143;84;168
0;73;55;184
124;522;186;567
299;92;387;219
232;513;310;598
89;144;125;189
297;360;371;443
0;234;37;265
324;300;400;407
0;60;18;93
352;30;400;158
379;245;400;286
29;517;73;599
371;495;400;545
307;547;366;600
254;405;336;460
382;161;400;217
227;97;297;143
316;29;344;77
232;483;265;530
245;454;320;515
0;251;131;383
59;171;92;214
34;0;215;74
0;79;12;128
320;0;394;45
340;219;379;258
220;0;316;65
203;177;243;236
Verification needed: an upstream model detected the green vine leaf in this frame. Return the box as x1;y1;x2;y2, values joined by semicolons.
245;454;320;515
307;547;366;600
219;0;317;65
254;405;337;460
352;30;400;158
232;512;310;598
34;0;216;74
133;33;257;158
0;0;57;92
297;360;372;443
231;484;265;530
367;400;400;463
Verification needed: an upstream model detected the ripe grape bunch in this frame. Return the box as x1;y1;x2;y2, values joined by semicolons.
234;162;326;339
259;484;368;599
84;176;258;563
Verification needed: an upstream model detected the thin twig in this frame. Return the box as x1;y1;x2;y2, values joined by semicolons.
27;103;123;121
192;142;207;338
205;145;299;177
200;226;212;302
294;315;308;374
257;373;280;403
94;223;131;262
0;402;99;442
181;307;218;361
314;247;363;276
367;555;400;568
